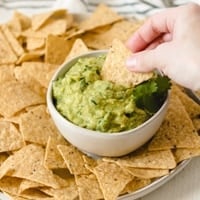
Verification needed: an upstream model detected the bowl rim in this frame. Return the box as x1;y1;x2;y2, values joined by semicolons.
47;50;169;137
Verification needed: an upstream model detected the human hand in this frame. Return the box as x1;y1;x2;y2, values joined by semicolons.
126;3;200;91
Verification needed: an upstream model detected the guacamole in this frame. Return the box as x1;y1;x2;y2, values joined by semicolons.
53;56;148;133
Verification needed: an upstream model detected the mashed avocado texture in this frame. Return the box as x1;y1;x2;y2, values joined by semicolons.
53;56;148;133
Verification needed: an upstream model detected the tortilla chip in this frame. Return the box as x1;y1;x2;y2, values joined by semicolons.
0;153;9;167
173;148;200;163
0;121;25;153
19;179;45;194
83;20;142;50
21;62;58;88
124;167;169;179
101;39;153;87
26;37;45;51
19;105;61;146
6;14;22;38
0;176;22;196
0;30;17;64
32;9;66;31
148;95;200;150
79;4;123;31
193;117;200;133
0;81;44;117
40;177;78;200
16;51;44;65
57;145;90;175
0;144;61;189
45;35;73;65
91;161;133;200
0;65;15;84
65;38;89;61
171;85;200;118
13;11;31;31
44;136;67;169
14;66;46;99
75;173;103;200
1;25;24;57
104;149;176;169
122;178;151;194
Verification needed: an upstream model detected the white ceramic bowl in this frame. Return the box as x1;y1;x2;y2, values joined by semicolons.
47;50;169;157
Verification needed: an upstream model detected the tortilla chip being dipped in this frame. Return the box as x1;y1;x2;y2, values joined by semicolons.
101;39;153;88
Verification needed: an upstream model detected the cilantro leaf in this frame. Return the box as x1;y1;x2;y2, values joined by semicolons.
133;75;171;114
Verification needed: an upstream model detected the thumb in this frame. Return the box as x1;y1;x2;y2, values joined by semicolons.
126;45;170;73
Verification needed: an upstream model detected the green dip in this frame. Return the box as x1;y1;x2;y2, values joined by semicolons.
52;55;148;133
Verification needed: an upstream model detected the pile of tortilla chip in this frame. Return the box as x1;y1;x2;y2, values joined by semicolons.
0;4;200;200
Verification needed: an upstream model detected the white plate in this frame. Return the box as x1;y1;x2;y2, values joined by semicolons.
0;12;194;200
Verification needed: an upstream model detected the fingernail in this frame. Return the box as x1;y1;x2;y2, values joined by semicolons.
126;57;137;69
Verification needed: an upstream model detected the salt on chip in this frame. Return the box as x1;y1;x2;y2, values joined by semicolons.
79;3;123;31
75;173;103;200
101;39;153;87
0;81;45;117
45;35;73;65
0;29;17;64
91;161;133;200
31;9;67;31
57;144;90;175
0;121;25;153
65;38;89;61
148;95;200;150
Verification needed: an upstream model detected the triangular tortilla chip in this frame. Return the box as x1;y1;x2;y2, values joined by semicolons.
75;174;103;200
57;145;90;175
148;95;200;150
44;136;67;169
0;144;61;189
91;161;133;200
31;9;66;31
0;30;17;64
79;4;123;31
0;81;45;117
0;121;25;152
104;149;176;169
45;35;72;65
19;105;62;146
1;25;24;57
101;39;153;87
171;84;200;118
65;38;89;61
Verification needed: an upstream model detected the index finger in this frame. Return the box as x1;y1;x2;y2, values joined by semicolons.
126;6;178;52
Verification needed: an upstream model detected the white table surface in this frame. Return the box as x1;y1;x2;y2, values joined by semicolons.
139;157;200;200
